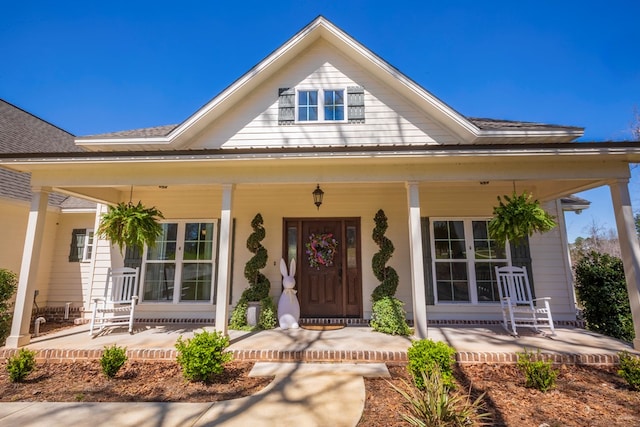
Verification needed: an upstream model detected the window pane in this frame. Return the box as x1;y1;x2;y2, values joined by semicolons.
324;90;344;121
183;223;214;261
347;225;357;268
434;261;469;302
147;223;177;260
287;226;297;265
298;90;318;121
180;263;212;301
472;220;506;260
143;263;175;301
475;262;507;302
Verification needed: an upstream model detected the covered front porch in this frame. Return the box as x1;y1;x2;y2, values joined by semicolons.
4;145;640;350
4;322;637;365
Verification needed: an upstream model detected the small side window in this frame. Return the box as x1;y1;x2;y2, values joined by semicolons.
69;228;94;262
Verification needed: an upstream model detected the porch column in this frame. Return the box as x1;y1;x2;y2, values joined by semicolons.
406;182;428;338
609;179;640;350
215;184;235;336
5;187;51;348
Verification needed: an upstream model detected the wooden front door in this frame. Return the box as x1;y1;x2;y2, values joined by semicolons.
284;218;362;318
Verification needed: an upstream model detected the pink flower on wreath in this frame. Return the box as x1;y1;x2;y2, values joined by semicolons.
306;233;338;269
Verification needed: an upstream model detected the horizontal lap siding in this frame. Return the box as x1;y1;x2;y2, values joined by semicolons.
190;40;460;149
47;213;95;307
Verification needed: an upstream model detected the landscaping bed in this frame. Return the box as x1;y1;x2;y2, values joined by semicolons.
1;358;639;426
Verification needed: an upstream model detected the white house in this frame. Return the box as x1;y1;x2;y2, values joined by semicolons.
2;17;640;349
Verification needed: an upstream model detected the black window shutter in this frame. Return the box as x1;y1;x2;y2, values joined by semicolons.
421;218;435;305
68;229;84;262
347;86;365;123
510;236;535;299
278;88;295;125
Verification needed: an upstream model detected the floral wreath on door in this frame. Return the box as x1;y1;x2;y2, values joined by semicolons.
306;233;338;268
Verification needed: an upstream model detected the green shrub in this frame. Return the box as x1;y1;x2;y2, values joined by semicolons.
574;251;634;341
407;339;456;390
389;364;490;426
100;345;127;378
175;330;233;382
370;296;411;336
516;348;557;392
258;296;277;330
0;269;18;346
371;209;400;301
229;299;250;330
618;351;640;391
6;348;36;382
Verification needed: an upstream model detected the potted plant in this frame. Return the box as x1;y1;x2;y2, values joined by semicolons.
97;201;164;254
488;191;557;246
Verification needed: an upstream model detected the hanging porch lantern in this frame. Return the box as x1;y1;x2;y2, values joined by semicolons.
312;184;324;210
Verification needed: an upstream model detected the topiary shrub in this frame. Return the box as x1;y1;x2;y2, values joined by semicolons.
370;296;411;335
407;339;456;390
100;345;128;378
516;348;558;392
370;209;410;335
175;330;233;382
618;351;640;391
574;251;634;342
6;348;36;382
0;269;18;346
229;213;274;330
371;209;399;301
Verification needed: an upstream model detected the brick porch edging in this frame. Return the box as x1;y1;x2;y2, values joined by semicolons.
0;348;621;365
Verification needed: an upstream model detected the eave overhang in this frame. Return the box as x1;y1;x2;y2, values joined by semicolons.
2;142;640;172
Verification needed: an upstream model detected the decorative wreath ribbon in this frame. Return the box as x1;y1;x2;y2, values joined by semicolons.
306;233;338;269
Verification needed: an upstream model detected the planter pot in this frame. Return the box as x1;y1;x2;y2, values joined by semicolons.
246;301;261;326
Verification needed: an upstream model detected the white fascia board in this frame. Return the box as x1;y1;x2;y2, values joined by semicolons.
3;145;640;168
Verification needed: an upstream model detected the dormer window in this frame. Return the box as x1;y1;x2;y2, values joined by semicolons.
278;86;364;125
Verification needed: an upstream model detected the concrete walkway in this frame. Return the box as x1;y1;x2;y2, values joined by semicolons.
0;362;387;427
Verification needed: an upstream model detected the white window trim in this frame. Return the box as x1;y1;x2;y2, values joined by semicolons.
81;229;94;262
430;217;511;305
295;87;347;123
140;219;218;305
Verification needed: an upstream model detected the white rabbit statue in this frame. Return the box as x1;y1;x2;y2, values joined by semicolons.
278;258;300;329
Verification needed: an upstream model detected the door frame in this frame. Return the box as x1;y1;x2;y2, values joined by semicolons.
283;217;362;318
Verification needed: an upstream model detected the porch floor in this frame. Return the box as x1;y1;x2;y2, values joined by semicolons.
6;323;638;364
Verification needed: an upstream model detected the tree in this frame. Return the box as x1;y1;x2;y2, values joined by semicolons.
632;106;640;141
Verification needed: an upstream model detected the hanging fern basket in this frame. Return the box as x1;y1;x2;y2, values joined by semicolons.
97;201;164;254
488;191;557;246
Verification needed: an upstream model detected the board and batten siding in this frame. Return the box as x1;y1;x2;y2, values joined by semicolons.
187;39;462;150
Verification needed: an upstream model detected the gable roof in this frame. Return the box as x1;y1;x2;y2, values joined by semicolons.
75;16;583;151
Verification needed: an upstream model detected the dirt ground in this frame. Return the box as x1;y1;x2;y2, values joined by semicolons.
2;323;638;426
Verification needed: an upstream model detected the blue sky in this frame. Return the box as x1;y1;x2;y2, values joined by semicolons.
1;1;638;241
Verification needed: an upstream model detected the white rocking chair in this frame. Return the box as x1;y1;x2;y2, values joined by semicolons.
89;267;139;337
495;266;555;336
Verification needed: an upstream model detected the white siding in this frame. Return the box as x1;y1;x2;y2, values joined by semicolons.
47;213;96;308
188;39;461;150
